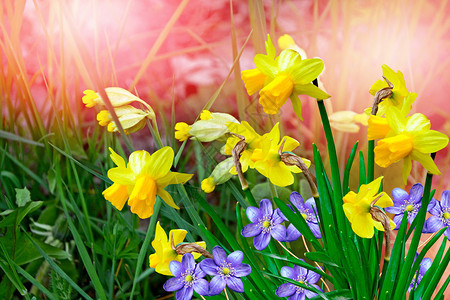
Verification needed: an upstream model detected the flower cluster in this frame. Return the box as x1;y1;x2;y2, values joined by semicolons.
82;87;155;134
164;246;251;300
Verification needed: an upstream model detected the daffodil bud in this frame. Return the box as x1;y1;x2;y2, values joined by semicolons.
201;158;234;193
329;111;369;133
97;105;153;134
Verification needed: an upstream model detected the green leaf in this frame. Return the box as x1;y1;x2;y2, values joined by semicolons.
305;252;341;268
15;187;31;207
0;201;43;229
309;289;352;300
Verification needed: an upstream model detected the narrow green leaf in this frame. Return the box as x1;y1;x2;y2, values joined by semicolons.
343;142;358;195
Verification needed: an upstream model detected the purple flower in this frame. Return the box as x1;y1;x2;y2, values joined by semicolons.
424;190;450;240
385;183;434;229
241;198;286;250
199;246;251;295
163;253;209;300
275;262;323;300
284;192;321;241
409;255;432;292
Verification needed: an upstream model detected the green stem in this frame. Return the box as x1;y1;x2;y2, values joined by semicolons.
243;187;257;207
130;198;162;300
367;140;375;182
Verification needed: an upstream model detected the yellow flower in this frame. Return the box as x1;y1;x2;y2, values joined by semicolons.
201;158;234;193
373;108;449;183
343;177;395;238
174;122;192;141
149;222;206;275
278;34;308;60
103;147;193;219
175;111;239;142
82;88;154;112
369;65;416;116
254;123;311;187
97;106;154;134
225;121;266;174
241;35;276;96
242;36;330;119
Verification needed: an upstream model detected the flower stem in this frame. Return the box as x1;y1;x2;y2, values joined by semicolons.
367;140;375;182
130;198;162;300
277;240;299;259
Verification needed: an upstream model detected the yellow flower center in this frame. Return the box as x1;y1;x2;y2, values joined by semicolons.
185;275;193;282
128;175;158;218
222;267;230;275
368;116;391;140
251;149;264;162
259;74;294;115
444;212;450;219
406;205;414;212
263;221;271;228
301;213;307;220
374;134;414;168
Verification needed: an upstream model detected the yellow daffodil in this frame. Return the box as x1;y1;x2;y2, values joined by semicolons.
343;177;395;238
373;108;449;183
254;123;311;187
201;158;234;193
241;35;276;96
242;36;330;119
278;34;308;60
97;105;154;134
149;222;206;275
329;111;369;133
174;110;239;142
225;121;266;174
368;65;416;116
103;147;193;219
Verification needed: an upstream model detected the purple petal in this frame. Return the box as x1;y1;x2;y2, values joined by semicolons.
385;206;403;214
169;261;183;277
304;198;317;213
445;227;450;241
254;231;271;250
209;275;226;296
289;293;305;300
285;224;301;242
305;284;322;297
309;222;322;239
392;188;409;202
176;286;193;300
392;214;404;230
275;283;296;297
233;263;251;277
409;184;423;204
193;278;209;296
226;276;244;293
227;251;244;265
193;264;206;278
425;216;444;233
241;223;262;237
246;206;261;223
259;199;273;217
163;277;184;292
407;211;418;224
199;259;218;276
293;265;307;278
427;198;437;212
419;258;432;275
280;266;296;279
441;191;450;207
271;224;287;242
181;253;195;272
429;199;442;216
290;192;305;211
212;246;227;266
272;208;285;225
306;269;321;284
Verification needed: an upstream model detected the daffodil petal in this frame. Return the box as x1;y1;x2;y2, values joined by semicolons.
107;166;135;186
254;54;277;77
158;189;180;209
157;172;193;188
290;93;303;121
413;130;449;153
411;151;441;175
267;163;294;187
352;213;375;238
385;107;405;134
169;229;188;246
405;113;431;133
147;147;174;179
374;192;393;208
278;49;302;72
290;58;324;85
293;83;330;100
402;156;412;185
128;150;151;177
109;147;126;168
